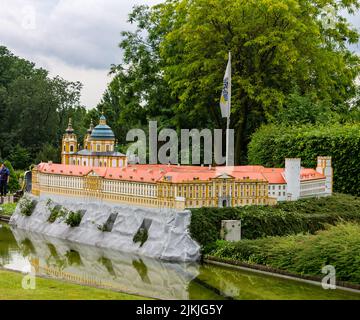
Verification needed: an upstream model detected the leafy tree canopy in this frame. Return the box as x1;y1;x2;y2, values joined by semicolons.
0;46;86;169
104;0;360;163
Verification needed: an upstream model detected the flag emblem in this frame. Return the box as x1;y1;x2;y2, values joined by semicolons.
220;53;231;118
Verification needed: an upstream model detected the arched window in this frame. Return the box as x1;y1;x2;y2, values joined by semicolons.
70;145;74;152
104;162;107;167
99;161;102;167
63;145;66;151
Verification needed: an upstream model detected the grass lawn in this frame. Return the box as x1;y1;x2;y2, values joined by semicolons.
0;203;17;216
0;269;150;300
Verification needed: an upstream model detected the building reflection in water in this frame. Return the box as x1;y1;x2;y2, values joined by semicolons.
11;227;200;300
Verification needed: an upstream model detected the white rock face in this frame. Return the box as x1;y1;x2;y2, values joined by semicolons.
10;194;201;262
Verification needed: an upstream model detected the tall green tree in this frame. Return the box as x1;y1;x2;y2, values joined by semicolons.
0;46;87;167
8;145;31;170
159;0;360;163
108;0;360;163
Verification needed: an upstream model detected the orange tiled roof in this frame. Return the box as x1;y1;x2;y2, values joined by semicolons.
36;163;325;184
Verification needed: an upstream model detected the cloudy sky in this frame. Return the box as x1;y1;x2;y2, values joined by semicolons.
0;0;359;108
0;0;161;108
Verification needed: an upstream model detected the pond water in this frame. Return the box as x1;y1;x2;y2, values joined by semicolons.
0;223;359;300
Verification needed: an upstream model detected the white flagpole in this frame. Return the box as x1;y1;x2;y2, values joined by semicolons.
226;51;231;167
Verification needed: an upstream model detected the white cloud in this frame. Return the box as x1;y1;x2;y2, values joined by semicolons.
0;0;358;108
0;0;162;107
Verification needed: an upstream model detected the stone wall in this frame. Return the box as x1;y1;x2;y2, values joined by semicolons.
10;193;200;262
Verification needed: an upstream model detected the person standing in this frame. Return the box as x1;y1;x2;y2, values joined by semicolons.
0;163;10;198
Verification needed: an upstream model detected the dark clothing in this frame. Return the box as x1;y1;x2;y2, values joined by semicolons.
0;181;7;196
0;167;10;196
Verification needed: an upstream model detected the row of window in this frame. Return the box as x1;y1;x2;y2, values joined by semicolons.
269;185;286;190
40;175;83;189
301;182;326;190
103;180;157;197
64;143;114;153
186;198;267;207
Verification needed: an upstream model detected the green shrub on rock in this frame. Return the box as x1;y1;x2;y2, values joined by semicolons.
47;205;67;223
133;228;148;247
19;197;37;217
65;211;82;227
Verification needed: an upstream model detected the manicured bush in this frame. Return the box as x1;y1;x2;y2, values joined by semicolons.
209;223;360;285
247;123;360;196
190;194;360;252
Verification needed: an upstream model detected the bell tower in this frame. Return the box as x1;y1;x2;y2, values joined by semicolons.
61;118;78;165
83;120;94;150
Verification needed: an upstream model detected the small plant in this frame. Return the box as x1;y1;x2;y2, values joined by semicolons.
47;205;67;223
19;197;37;217
133;228;148;247
65;211;82;227
46;199;53;207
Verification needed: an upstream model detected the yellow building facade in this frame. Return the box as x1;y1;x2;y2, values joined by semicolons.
61;115;127;168
32;163;275;210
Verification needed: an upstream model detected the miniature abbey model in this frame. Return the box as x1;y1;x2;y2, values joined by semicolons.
31;115;333;211
61;116;127;167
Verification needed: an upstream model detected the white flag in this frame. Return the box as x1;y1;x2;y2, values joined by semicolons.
220;52;231;118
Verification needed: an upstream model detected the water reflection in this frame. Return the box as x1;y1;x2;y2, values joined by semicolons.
1;224;359;300
8;227;200;300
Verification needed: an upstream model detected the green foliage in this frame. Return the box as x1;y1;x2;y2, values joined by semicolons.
248;123;360;196
0;203;17;216
209;223;360;285
65;211;82;227
47;205;67;223
3;161;20;193
0;46;86;166
272;91;335;125
19;197;37;217
8;145;31;170
34;143;60;164
107;0;360;163
190;194;360;252
133;228;149;247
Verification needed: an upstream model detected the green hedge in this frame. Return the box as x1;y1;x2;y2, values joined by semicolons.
189;194;360;252
247;123;360;196
208;223;360;285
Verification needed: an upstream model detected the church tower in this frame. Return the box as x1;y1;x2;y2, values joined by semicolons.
61;118;78;165
83;120;94;151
